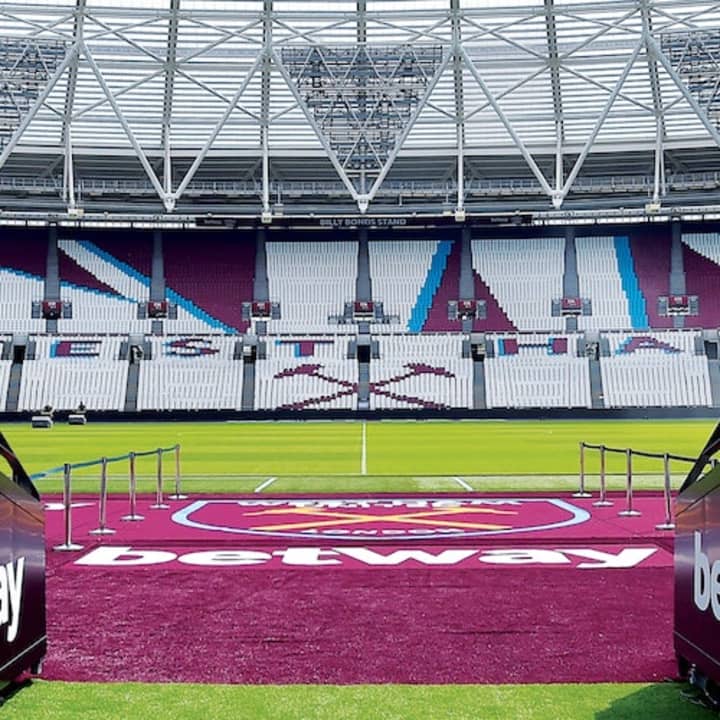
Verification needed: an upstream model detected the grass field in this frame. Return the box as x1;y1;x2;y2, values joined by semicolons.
4;417;717;719
6;417;716;494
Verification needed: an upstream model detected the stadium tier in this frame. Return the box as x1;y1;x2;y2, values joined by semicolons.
0;227;719;414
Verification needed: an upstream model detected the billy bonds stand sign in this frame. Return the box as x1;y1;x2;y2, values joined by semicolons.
0;432;45;684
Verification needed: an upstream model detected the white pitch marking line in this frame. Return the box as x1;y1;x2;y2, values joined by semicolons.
454;476;473;491
254;476;277;493
361;421;367;476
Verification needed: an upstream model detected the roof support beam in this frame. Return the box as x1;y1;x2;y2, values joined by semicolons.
544;0;564;195
640;0;666;204
460;45;554;201
647;33;720;153
0;43;79;180
81;42;167;206
162;0;180;197
556;39;644;208
173;53;265;208
451;0;465;217
62;0;86;211
261;0;272;220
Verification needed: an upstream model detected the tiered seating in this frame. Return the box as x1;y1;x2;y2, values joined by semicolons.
56;238;154;334
17;335;128;411
600;330;711;407
484;333;591;408
629;229;673;328
576;236;648;331
471;237;565;331
683;233;720;328
0;230;46;334
265;241;357;333
163;231;255;334
369;334;472;409
255;335;357;410
369;239;442;332
137;336;242;411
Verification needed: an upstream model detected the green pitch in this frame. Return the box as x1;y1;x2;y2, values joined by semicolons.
4;417;716;719
5;417;715;494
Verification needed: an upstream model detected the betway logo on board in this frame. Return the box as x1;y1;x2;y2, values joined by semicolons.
171;497;591;541
693;531;720;619
74;545;663;571
0;557;24;643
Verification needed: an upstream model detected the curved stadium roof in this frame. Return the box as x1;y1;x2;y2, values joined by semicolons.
0;0;718;220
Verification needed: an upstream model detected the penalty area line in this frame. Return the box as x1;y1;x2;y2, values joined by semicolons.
454;476;473;492
254;477;277;493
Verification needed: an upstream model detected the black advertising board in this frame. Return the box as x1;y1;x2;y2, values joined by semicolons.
675;423;720;693
0;432;45;682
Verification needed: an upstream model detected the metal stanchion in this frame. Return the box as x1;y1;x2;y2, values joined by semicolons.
121;451;144;521
150;448;169;509
90;457;116;535
53;464;84;551
656;453;676;531
573;442;592;498
619;448;641;517
593;445;613;507
168;444;186;500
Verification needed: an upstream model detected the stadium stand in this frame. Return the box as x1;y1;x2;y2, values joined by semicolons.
471;237;565;332
57;239;153;334
369;334;472;409
369;239;446;332
576;236;648;331
163;231;255;334
422;238;462;332
600;331;711;408
266;241;357;333
484;333;591;409
0;230;47;333
137;336;242;411
628;229;673;329
255;335;357;410
17;335;128;411
682;233;720;329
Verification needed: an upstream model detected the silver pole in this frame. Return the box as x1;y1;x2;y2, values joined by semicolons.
168;444;186;500
122;451;144;521
593;444;613;507
53;463;83;551
150;448;169;509
90;456;115;535
656;453;675;531
573;442;591;497
619;448;641;517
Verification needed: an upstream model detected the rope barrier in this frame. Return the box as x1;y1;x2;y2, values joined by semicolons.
576;441;710;528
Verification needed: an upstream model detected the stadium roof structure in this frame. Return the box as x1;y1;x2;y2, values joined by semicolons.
0;0;719;223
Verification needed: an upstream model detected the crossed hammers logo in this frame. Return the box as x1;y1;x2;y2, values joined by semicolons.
273;363;456;410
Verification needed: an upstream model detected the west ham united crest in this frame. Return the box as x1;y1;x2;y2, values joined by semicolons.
172;497;590;541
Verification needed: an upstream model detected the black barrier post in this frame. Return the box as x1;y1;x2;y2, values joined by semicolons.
593;445;613;507
656;453;676;531
121;452;144;521
89;457;115;536
619;448;641;517
573;442;592;498
168;444;186;500
53;463;84;551
150;448;169;509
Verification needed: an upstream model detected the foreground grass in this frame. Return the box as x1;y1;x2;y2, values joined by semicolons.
1;681;710;720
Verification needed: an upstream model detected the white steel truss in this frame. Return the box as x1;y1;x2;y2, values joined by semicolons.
0;1;717;217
